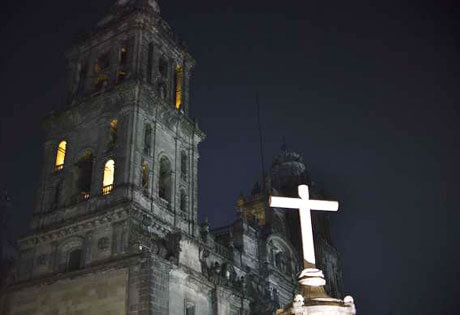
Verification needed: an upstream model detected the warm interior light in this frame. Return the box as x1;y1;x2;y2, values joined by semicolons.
55;140;67;170
175;66;183;110
103;159;115;190
110;119;118;134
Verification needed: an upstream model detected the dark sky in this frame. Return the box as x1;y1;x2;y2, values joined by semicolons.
1;0;459;313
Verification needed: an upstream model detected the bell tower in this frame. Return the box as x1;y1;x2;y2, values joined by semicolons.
33;0;204;237
5;2;206;313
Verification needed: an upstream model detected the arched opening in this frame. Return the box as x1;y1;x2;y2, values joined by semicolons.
55;140;67;171
185;302;195;315
94;52;110;92
67;249;82;272
158;156;172;203
159;57;168;78
180;151;187;180
117;43;128;81
144;124;152;155
102;159;115;195
108;119;118;149
268;237;297;277
180;189;187;212
174;65;183;110
142;163;149;189
147;42;154;83
76;151;93;200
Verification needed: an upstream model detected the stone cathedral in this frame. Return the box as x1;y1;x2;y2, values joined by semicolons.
0;1;345;314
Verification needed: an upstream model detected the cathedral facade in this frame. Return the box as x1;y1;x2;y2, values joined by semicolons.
0;1;343;314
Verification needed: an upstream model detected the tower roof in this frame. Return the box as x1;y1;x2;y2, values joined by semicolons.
115;0;160;13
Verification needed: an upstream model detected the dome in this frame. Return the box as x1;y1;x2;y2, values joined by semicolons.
270;145;310;196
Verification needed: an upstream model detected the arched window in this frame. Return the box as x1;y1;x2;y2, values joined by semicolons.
147;42;154;83
102;159;115;195
159;57;168;78
158;156;172;202
180;151;187;180
76;151;93;200
273;288;279;305
109;119;118;149
174;65;183;110
117;43;128;81
55;140;67;171
144;124;152;155
142;163;149;189
180;189;187;212
94;52;110;92
67;249;82;272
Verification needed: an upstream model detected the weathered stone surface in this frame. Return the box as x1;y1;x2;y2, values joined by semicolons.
0;1;349;315
8;268;128;315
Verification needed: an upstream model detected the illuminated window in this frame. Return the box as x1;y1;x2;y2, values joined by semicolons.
144;124;152;154
102;159;115;195
174;66;183;110
158;157;172;202
118;43;128;81
55;141;67;171
77;151;93;200
67;249;82;272
180;189;187;212
142;163;149;189
94;53;110;92
109;119;118;149
180;151;187;180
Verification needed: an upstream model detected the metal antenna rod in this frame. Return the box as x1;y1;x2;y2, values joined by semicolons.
256;93;266;192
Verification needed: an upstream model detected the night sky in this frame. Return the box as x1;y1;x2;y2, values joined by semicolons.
1;0;459;313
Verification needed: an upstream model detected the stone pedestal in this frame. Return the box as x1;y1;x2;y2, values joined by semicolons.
276;268;356;315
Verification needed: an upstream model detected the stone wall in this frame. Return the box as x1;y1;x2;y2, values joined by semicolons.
7;268;128;315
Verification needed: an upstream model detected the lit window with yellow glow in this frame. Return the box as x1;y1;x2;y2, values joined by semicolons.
174;66;183;110
102;159;115;195
118;44;128;81
55;141;67;171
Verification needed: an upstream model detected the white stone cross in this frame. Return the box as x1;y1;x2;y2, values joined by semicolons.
269;185;339;267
